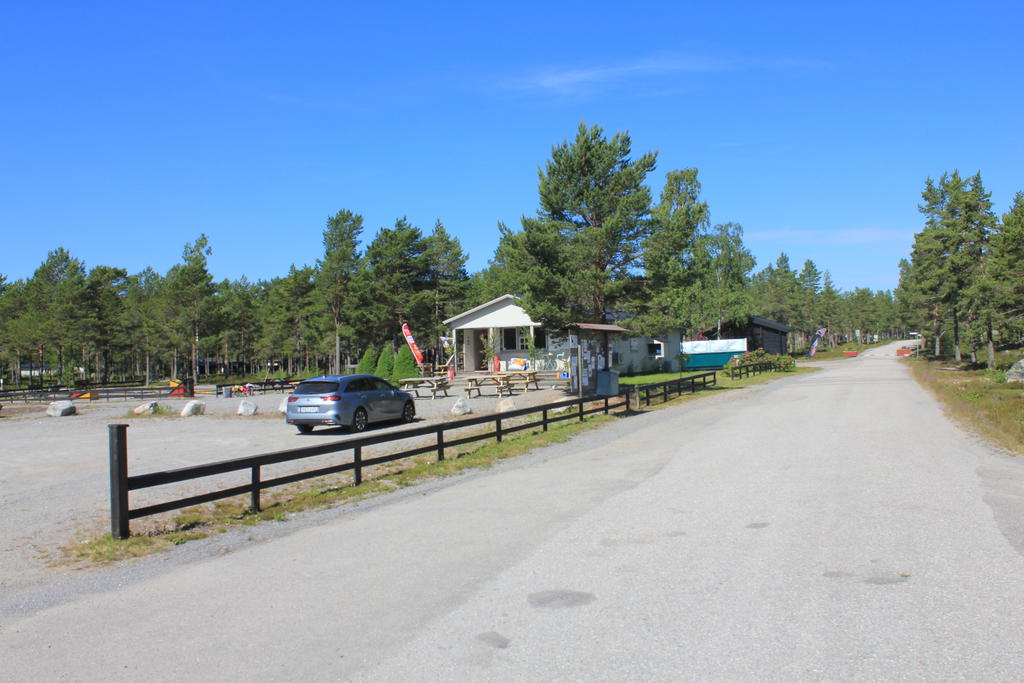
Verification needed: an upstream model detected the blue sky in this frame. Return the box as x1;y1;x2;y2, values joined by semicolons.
2;1;1021;293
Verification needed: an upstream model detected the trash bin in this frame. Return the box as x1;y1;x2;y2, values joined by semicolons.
596;370;619;396
223;386;233;398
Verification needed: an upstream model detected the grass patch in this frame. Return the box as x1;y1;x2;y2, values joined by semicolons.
124;403;175;418
908;358;1023;456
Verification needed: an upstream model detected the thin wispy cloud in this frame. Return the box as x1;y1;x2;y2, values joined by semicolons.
505;54;826;97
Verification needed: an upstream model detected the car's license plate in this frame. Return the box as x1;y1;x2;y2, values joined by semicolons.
298;407;318;413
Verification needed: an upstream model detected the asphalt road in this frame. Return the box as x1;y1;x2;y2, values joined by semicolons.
3;341;1023;680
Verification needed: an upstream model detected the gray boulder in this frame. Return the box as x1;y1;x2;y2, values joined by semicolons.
179;400;206;417
450;397;472;416
495;397;517;414
133;401;159;415
1007;359;1024;383
237;400;259;416
46;400;76;417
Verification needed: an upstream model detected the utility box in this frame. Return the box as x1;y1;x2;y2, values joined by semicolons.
596;369;619;396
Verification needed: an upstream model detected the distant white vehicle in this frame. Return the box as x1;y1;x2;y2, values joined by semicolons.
908;332;921;338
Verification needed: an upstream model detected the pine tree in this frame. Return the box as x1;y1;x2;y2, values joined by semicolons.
316;209;363;374
498;122;657;328
988;192;1024;345
633;168;707;336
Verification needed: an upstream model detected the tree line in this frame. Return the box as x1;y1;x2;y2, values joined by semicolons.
0;122;921;388
896;171;1023;367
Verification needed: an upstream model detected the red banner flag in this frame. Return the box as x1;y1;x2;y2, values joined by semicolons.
401;323;425;364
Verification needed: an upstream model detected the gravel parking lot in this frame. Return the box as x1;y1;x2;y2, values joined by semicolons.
0;385;567;595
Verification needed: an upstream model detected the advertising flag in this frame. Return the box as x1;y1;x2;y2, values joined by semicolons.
808;327;827;357
401;323;425;364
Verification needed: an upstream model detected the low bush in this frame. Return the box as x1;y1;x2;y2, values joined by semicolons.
728;349;796;371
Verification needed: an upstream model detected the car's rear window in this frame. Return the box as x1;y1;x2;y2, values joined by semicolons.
294;381;340;395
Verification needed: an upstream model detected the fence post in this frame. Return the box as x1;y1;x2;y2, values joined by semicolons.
578;400;584;422
436;429;445;461
353;446;362;485
542;409;548;432
250;466;261;512
109;424;130;540
496;417;503;443
603;397;609;414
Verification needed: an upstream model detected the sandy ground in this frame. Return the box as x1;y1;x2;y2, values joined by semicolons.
0;384;567;594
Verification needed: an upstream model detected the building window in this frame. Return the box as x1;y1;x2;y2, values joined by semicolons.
502;328;517;351
503;327;546;351
647;342;664;358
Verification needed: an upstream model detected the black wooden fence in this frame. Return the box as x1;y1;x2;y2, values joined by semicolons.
109;393;628;538
107;371;722;539
631;371;718;407
726;362;775;380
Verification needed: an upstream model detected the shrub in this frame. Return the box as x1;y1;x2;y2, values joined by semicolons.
374;346;394;379
392;345;420;381
356;347;378;375
728;349;796;372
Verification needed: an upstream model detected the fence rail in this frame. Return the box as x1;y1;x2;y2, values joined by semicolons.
2;382;194;404
109;393;636;538
630;371;718;407
725;362;775;380
107;371;723;539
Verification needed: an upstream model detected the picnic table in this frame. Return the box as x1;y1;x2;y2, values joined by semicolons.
463;370;539;398
496;370;540;391
398;376;451;399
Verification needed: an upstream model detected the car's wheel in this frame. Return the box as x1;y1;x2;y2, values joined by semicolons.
351;407;368;432
296;424;313;434
402;401;415;423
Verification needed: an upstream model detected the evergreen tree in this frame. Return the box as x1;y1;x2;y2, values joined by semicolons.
917;171;997;360
633;168;707;336
423;219;469;356
374;345;394;378
497;122;657;328
392;344;419;381
162;235;216;385
689;222;754;337
989;192;1024;342
354;218;429;350
355;346;379;374
316;209;363;374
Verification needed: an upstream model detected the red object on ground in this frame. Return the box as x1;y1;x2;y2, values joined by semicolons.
896;349;912;356
447;365;455;381
844;351;858;357
493;355;500;372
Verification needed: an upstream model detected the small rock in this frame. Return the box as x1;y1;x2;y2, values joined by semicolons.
1007;359;1024;383
496;397;517;413
133;401;158;415
278;397;289;414
237;400;259;416
179;400;206;417
46;400;76;417
450;397;472;416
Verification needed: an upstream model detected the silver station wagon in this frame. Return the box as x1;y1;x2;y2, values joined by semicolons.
285;374;415;434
